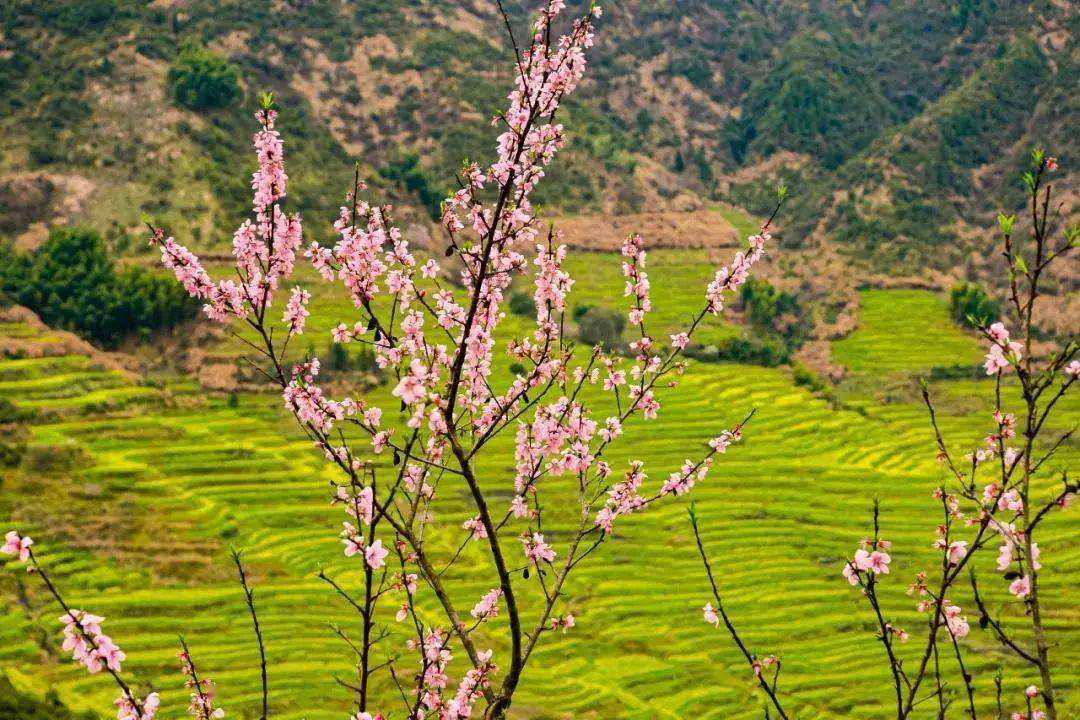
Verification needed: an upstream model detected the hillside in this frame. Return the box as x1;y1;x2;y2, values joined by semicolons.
1;0;1077;277
2;275;1077;719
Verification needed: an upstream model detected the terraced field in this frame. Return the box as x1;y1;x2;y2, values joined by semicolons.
833;289;983;374
1;275;1077;719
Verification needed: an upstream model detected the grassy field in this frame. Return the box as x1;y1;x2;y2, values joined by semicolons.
1;252;1077;719
832;289;984;374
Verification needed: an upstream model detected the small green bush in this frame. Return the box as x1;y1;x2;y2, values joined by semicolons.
740;278;809;344
168;45;241;111
715;335;790;367
326;341;379;374
949;282;1000;328
380;150;445;221
791;362;828;393
509;292;534;317
577;307;625;349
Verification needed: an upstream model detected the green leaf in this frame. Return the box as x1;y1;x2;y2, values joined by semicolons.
997;213;1016;235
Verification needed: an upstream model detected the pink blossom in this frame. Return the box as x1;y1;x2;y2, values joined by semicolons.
853;548;890;575
462;516;488;541
340;522;363;557
868;551;891;574
945;540;968;565
58;610;126;674
365;538;389;570
93;634;126;672
1006;578;1032;600
1009;575;1031;599
1026;685;1039;698
2;530;32;563
998;489;1023;513
115;692;159;720
550;614;575;633
984;323;1023;375
705;231;769;314
703;602;720;626
997;541;1014;571
179;649;225;719
943;604;970;638
471;588;502;620
522;532;556;564
709;429;738;453
390;375;424;408
282;286;311;336
987;322;1010;344
984;344;1011;374
1065;360;1079;378
842;562;860;586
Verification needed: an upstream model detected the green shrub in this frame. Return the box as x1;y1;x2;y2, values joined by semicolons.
791;362;828;393
727;28;893;168
949;282;1000;328
740;278;812;347
20;443;91;475
0;228;199;347
509;292;534;317
168;45;241;111
576;307;625;349
715;335;790;367
0;399;36;425
572;305;592;321
379;151;445;221
326;341;379;374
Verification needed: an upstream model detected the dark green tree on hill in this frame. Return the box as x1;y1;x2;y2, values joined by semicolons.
0;228;199;347
168;44;241;111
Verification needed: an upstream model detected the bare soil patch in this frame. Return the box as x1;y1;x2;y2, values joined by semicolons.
547;209;740;251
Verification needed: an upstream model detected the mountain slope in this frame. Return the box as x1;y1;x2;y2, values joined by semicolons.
0;0;1076;276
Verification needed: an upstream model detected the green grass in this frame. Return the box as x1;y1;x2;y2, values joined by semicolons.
0;279;1077;720
203;243;741;366
832;289;982;373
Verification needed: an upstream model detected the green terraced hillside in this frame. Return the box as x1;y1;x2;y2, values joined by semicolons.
832;289;983;374
1;283;1077;720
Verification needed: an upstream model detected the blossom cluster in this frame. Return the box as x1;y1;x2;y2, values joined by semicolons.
983;322;1023;375
59;610;126;675
335;482;387;570
151;108;303;325
705;231;768;314
178;648;226;719
841;538;892;586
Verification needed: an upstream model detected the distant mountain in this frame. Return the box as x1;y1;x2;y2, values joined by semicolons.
0;0;1075;272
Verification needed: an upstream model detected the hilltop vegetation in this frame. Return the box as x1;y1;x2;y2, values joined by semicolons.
0;229;198;347
0;0;1076;276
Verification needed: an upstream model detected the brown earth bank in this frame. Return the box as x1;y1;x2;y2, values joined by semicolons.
546;209;741;251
